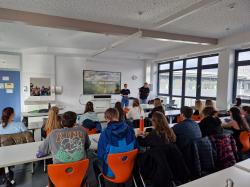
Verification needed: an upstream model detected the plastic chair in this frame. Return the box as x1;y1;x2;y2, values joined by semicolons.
192;115;202;121
48;159;89;187
98;149;139;187
239;131;250;152
84;127;97;135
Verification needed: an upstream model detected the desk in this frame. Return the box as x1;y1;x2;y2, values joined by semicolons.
179;166;250;187
0;141;51;170
235;158;250;173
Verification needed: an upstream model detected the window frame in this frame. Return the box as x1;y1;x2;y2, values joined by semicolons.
233;48;250;104
157;54;218;108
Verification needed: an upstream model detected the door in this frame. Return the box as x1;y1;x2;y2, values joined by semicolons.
0;70;21;121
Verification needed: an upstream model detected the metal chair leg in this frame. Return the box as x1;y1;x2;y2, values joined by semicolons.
133;176;138;187
98;174;102;187
139;172;146;187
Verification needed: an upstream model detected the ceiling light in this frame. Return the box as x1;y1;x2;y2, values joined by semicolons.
153;38;210;45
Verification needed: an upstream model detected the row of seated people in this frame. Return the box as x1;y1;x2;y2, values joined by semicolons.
1;99;250;186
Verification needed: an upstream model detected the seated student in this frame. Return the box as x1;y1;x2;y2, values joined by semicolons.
172;106;202;150
42;106;61;137
37;111;91;163
0;107;27;186
205;99;215;109
137;111;176;148
234;97;242;108
242;106;250;126
79;101;99;123
222;107;249;148
114;101;126;121
0;107;27;135
148;98;165;118
193;99;203;116
97;108;137;178
126;98;145;120
199;106;223;137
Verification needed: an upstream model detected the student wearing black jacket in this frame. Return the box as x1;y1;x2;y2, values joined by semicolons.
139;82;150;104
148;98;165;118
199;107;223;137
137;111;176;148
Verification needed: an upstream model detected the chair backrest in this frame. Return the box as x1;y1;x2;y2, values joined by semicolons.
48;159;89;187
192;115;202;122
239;131;250;152
83;127;97;135
104;149;138;183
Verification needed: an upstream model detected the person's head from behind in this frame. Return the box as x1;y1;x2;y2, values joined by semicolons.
1;107;15;128
154;98;162;107
242;106;250;116
133;98;140;108
229;107;249;130
62;111;77;128
180;106;193;120
124;83;128;89
104;108;119;123
195;100;203;113
144;82;148;88
114;102;124;121
152;112;176;143
45;106;60;131
235;98;242;107
205;100;214;108
202;106;217;118
84;101;94;113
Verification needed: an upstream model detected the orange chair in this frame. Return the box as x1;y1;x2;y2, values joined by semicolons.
124;107;130;114
192;115;202;122
48;159;89;187
98;149;139;187
239;131;250;152
83;127;97;135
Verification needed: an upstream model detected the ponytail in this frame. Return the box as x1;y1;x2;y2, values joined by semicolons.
1;107;14;128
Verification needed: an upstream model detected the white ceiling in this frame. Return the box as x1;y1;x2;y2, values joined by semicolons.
0;0;249;59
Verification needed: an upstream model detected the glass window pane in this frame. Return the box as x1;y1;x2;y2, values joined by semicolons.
186;58;198;68
159;63;170;70
202;56;219;66
173;60;183;70
185;69;197;97
238;51;250;61
172;97;182;108
173;71;182;95
184;98;196;107
236;66;250;100
201;68;218;97
159;72;169;94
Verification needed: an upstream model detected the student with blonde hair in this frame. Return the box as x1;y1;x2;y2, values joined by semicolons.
44;106;61;136
193;100;203;115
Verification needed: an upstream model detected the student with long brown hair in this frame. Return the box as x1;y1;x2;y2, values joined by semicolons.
78;101;99;124
148;98;165;118
127;98;145;120
44;106;62;136
114;101;126;121
137;111;176;148
0;107;27;135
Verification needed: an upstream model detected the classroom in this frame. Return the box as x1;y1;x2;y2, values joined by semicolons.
0;0;250;187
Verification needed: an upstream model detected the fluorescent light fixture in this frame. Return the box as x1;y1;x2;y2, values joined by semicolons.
153;38;210;45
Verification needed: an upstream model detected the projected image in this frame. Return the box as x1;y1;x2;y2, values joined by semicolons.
30;78;51;96
83;71;121;94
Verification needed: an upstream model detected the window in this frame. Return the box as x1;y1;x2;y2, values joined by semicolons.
158;54;218;108
233;49;250;103
159;72;169;94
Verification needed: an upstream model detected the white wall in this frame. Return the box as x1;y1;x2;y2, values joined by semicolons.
55;56;145;109
0;53;21;70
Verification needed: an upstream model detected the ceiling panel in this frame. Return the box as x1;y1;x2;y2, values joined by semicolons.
159;0;250;38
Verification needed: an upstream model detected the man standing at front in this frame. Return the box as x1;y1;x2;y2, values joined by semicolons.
120;83;130;108
139;82;150;104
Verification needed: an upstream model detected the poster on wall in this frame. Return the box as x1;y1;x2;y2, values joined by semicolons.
30;78;51;96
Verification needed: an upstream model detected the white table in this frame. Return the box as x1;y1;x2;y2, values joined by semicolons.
235;158;250;173
179;166;250;187
0;141;51;173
